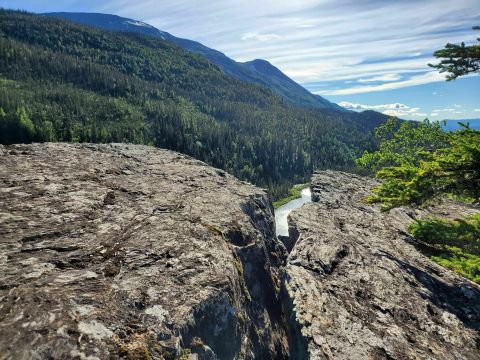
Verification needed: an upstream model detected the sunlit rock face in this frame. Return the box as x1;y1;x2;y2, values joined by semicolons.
2;144;479;360
283;170;480;360
0;143;288;360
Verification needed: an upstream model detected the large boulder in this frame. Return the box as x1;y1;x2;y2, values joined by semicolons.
3;146;479;360
0;143;288;360
283;170;480;359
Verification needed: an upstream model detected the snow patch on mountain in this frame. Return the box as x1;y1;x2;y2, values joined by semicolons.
124;20;153;28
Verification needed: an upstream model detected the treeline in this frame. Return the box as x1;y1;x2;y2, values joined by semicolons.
0;10;382;198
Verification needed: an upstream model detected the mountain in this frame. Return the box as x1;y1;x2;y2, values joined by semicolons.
44;12;344;111
441;119;480;131
0;10;382;199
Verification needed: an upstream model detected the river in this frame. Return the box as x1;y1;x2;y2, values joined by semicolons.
274;187;312;237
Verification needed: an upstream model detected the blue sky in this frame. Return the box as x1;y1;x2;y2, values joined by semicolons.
2;0;479;120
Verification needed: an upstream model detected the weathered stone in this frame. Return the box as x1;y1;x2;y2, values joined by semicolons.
3;144;480;360
283;170;480;359
0;143;288;359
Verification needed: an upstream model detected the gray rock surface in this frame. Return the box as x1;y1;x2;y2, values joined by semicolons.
283;170;480;359
2;144;480;360
0;143;288;360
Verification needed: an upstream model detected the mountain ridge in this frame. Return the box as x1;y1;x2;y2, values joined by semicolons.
0;9;385;199
44;12;345;111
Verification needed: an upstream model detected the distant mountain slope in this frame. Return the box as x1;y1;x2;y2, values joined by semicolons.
0;10;384;200
44;12;344;111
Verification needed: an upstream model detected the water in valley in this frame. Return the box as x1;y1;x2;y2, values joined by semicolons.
274;187;312;237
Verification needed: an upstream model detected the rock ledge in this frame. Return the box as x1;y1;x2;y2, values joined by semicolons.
0;143;288;360
283;170;480;359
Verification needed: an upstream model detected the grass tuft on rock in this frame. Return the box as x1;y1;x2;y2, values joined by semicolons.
409;214;480;283
272;183;308;209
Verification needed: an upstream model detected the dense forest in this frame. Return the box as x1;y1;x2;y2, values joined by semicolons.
0;10;387;198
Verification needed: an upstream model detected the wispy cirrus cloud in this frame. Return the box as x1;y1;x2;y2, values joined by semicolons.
339;102;409;110
315;71;445;95
357;74;402;83
384;108;428;118
430;107;465;117
432;108;464;113
241;32;282;42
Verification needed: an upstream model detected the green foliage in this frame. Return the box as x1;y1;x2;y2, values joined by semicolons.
357;118;480;210
356;118;448;174
367;164;436;209
362;29;480;283
431;249;480;284
272;183;308;209
429;26;480;80
409;215;480;283
373;128;480;209
0;105;37;144
409;214;480;254
0;10;380;200
17;107;35;141
36;120;57;142
432;129;480;198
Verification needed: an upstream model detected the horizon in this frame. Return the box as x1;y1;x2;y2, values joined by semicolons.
1;0;479;120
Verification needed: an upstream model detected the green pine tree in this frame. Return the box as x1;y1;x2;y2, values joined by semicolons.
429;26;480;80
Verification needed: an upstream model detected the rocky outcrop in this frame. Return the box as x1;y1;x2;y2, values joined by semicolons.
283;170;480;359
2;145;480;360
0;143;288;360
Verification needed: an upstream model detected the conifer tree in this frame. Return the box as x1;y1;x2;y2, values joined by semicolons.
429;26;480;80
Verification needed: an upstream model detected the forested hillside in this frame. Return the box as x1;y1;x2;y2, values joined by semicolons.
45;12;344;111
0;10;384;198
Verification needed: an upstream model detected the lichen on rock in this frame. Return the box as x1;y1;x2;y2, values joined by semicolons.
2;144;479;359
0;143;288;359
283;170;480;359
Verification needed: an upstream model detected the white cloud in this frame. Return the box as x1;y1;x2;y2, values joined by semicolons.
431;110;468;117
317;71;444;95
357;74;401;83
284;57;433;84
433;108;458;113
430;107;465;116
297;24;315;28
383;108;427;118
241;32;282;42
339;102;409;110
339;101;427;118
474;109;480;112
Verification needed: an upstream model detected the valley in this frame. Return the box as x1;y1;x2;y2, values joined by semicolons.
44;12;346;111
